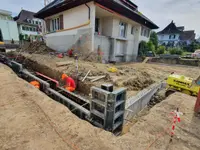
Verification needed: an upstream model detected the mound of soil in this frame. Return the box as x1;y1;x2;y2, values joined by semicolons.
20;42;55;54
123;71;155;90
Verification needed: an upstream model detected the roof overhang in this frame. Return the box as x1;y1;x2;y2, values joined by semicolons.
35;0;158;29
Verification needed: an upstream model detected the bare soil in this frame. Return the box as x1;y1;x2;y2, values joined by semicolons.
0;64;200;150
18;53;200;98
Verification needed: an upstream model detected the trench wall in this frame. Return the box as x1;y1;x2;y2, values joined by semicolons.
17;57;93;95
151;57;200;67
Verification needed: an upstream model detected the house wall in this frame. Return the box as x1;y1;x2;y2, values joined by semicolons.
97;15;149;62
158;33;180;45
0;19;19;44
19;25;39;36
45;2;95;52
101;17;113;37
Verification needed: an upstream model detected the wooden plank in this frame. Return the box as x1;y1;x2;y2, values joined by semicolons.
91;75;106;82
82;70;91;82
56;61;72;67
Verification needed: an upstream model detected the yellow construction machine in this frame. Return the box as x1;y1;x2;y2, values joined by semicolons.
166;74;200;97
0;29;5;52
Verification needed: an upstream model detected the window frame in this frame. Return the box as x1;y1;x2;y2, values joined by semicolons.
119;21;127;38
50;17;60;32
131;26;134;35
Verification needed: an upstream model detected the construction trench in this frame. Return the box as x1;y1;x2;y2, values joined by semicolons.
0;53;165;135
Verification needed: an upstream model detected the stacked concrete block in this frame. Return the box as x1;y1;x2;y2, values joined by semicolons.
91;84;126;134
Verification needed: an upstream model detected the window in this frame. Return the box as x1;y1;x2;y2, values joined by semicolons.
30;27;33;31
141;27;150;37
33;28;36;32
174;35;176;39
95;18;100;33
169;35;172;39
39;22;41;25
50;17;60;32
119;22;127;38
36;21;38;25
131;26;134;35
22;26;25;30
146;29;150;37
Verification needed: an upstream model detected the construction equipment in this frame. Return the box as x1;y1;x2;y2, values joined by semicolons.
166;74;200;97
0;29;6;52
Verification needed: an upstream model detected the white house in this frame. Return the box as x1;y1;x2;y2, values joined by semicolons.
35;0;158;62
157;21;195;47
14;10;43;41
0;9;19;44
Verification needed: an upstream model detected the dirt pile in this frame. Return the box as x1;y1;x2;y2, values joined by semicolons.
123;71;155;90
20;42;55;54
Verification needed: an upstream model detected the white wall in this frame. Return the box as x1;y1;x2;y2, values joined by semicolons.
19;25;39;36
102;17;113;37
0;19;19;43
158;33;180;45
45;2;95;52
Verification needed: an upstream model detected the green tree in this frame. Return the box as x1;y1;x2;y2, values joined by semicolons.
187;41;200;52
147;41;155;52
156;45;166;54
150;31;158;49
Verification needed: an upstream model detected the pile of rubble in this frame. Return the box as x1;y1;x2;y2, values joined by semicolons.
19;42;55;54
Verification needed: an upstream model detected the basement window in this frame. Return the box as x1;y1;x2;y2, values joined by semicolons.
51;17;60;32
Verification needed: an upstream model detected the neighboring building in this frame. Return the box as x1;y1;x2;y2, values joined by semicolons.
35;0;158;62
157;21;195;47
0;9;19;44
14;10;43;41
197;37;200;43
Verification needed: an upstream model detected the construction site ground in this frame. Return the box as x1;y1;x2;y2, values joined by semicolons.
18;52;200;98
0;63;200;150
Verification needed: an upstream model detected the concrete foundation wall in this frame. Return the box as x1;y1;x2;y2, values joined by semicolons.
151;57;200;67
46;28;92;52
125;83;164;122
94;35;111;62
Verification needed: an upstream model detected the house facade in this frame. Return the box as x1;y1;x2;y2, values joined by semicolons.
14;10;43;41
0;9;19;44
35;0;158;62
157;21;195;47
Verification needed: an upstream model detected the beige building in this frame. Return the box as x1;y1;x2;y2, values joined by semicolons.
35;0;158;62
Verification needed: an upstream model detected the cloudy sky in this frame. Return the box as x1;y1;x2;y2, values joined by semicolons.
1;0;200;38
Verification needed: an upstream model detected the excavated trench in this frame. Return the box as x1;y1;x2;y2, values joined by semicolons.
2;53;170;135
12;54;93;97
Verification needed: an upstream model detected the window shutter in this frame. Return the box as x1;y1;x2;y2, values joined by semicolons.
59;14;64;30
46;19;50;32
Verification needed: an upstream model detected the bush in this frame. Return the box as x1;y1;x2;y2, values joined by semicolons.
138;41;148;56
156;46;166;54
169;48;183;55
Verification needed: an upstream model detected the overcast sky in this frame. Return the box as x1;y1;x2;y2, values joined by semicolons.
1;0;200;38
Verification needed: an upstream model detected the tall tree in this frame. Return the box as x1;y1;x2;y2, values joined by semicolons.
150;31;158;49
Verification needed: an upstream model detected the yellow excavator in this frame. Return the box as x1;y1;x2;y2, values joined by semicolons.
166;74;200;97
0;29;5;52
